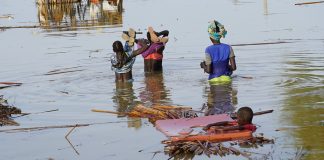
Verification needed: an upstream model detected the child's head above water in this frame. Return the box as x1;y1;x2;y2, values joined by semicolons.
237;107;253;125
113;40;124;53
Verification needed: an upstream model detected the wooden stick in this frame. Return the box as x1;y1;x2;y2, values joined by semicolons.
0;25;39;29
152;105;192;110
64;125;80;155
36;0;81;4
65;135;80;155
295;1;324;5
91;109;128;116
122;31;143;34
34;109;59;114
0;124;89;133
151;150;163;160
0;82;22;85
231;110;273;119
14;109;59;118
0;82;22;89
253;109;274;116
44;69;84;75
0;120;132;133
0;24;122;30
65;125;77;139
0;15;13;19
231;41;290;47
238;76;253;79
0;86;10;89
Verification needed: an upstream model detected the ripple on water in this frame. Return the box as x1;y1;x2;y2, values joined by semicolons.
279;40;324;159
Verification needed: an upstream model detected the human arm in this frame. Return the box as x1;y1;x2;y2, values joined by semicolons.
208;125;244;133
210;124;256;132
155;30;169;37
229;57;236;71
228;46;236;71
203;121;231;131
133;39;149;56
126;39;149;62
200;53;212;73
200;62;212;73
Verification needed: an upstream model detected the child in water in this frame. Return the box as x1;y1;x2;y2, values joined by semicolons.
203;107;256;132
111;28;149;82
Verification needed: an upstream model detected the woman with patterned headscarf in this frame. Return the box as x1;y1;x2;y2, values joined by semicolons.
200;20;236;84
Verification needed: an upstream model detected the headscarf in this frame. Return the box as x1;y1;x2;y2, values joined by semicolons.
208;20;227;41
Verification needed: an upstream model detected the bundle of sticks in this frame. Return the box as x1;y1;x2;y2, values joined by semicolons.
92;104;198;122
36;0;81;4
0;95;21;126
163;135;274;159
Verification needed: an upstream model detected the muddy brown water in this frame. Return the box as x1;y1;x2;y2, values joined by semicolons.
1;0;324;159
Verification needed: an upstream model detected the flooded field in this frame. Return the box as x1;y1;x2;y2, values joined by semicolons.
1;0;324;159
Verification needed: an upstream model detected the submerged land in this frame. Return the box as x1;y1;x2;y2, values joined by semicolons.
1;0;324;159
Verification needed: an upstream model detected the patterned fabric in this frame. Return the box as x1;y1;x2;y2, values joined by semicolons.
110;43;136;74
208;20;227;41
138;42;165;58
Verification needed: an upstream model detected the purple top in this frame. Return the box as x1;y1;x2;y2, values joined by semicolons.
138;42;165;58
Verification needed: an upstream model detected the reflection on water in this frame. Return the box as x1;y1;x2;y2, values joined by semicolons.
139;73;171;106
203;83;238;115
37;0;123;30
263;0;268;15
281;46;324;159
112;82;142;129
1;0;324;159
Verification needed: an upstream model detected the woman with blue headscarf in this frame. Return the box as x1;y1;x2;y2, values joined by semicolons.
200;20;236;84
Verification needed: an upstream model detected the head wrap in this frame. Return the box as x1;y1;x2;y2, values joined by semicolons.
208;20;227;41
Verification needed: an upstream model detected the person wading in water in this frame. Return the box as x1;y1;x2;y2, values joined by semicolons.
137;26;169;73
111;28;149;82
200;20;237;85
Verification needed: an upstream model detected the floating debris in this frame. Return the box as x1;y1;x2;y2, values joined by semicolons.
238;134;275;148
0;120;131;133
36;0;81;4
295;1;324;5
164;135;274;159
231;41;291;47
0;15;14;19
0;25;39;30
230;109;273;119
0;82;22;89
45;67;85;75
92;104;198;122
0;95;21;126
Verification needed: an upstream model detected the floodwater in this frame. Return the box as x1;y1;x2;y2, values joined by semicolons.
0;0;324;159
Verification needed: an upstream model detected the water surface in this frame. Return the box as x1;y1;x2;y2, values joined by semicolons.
1;0;324;159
